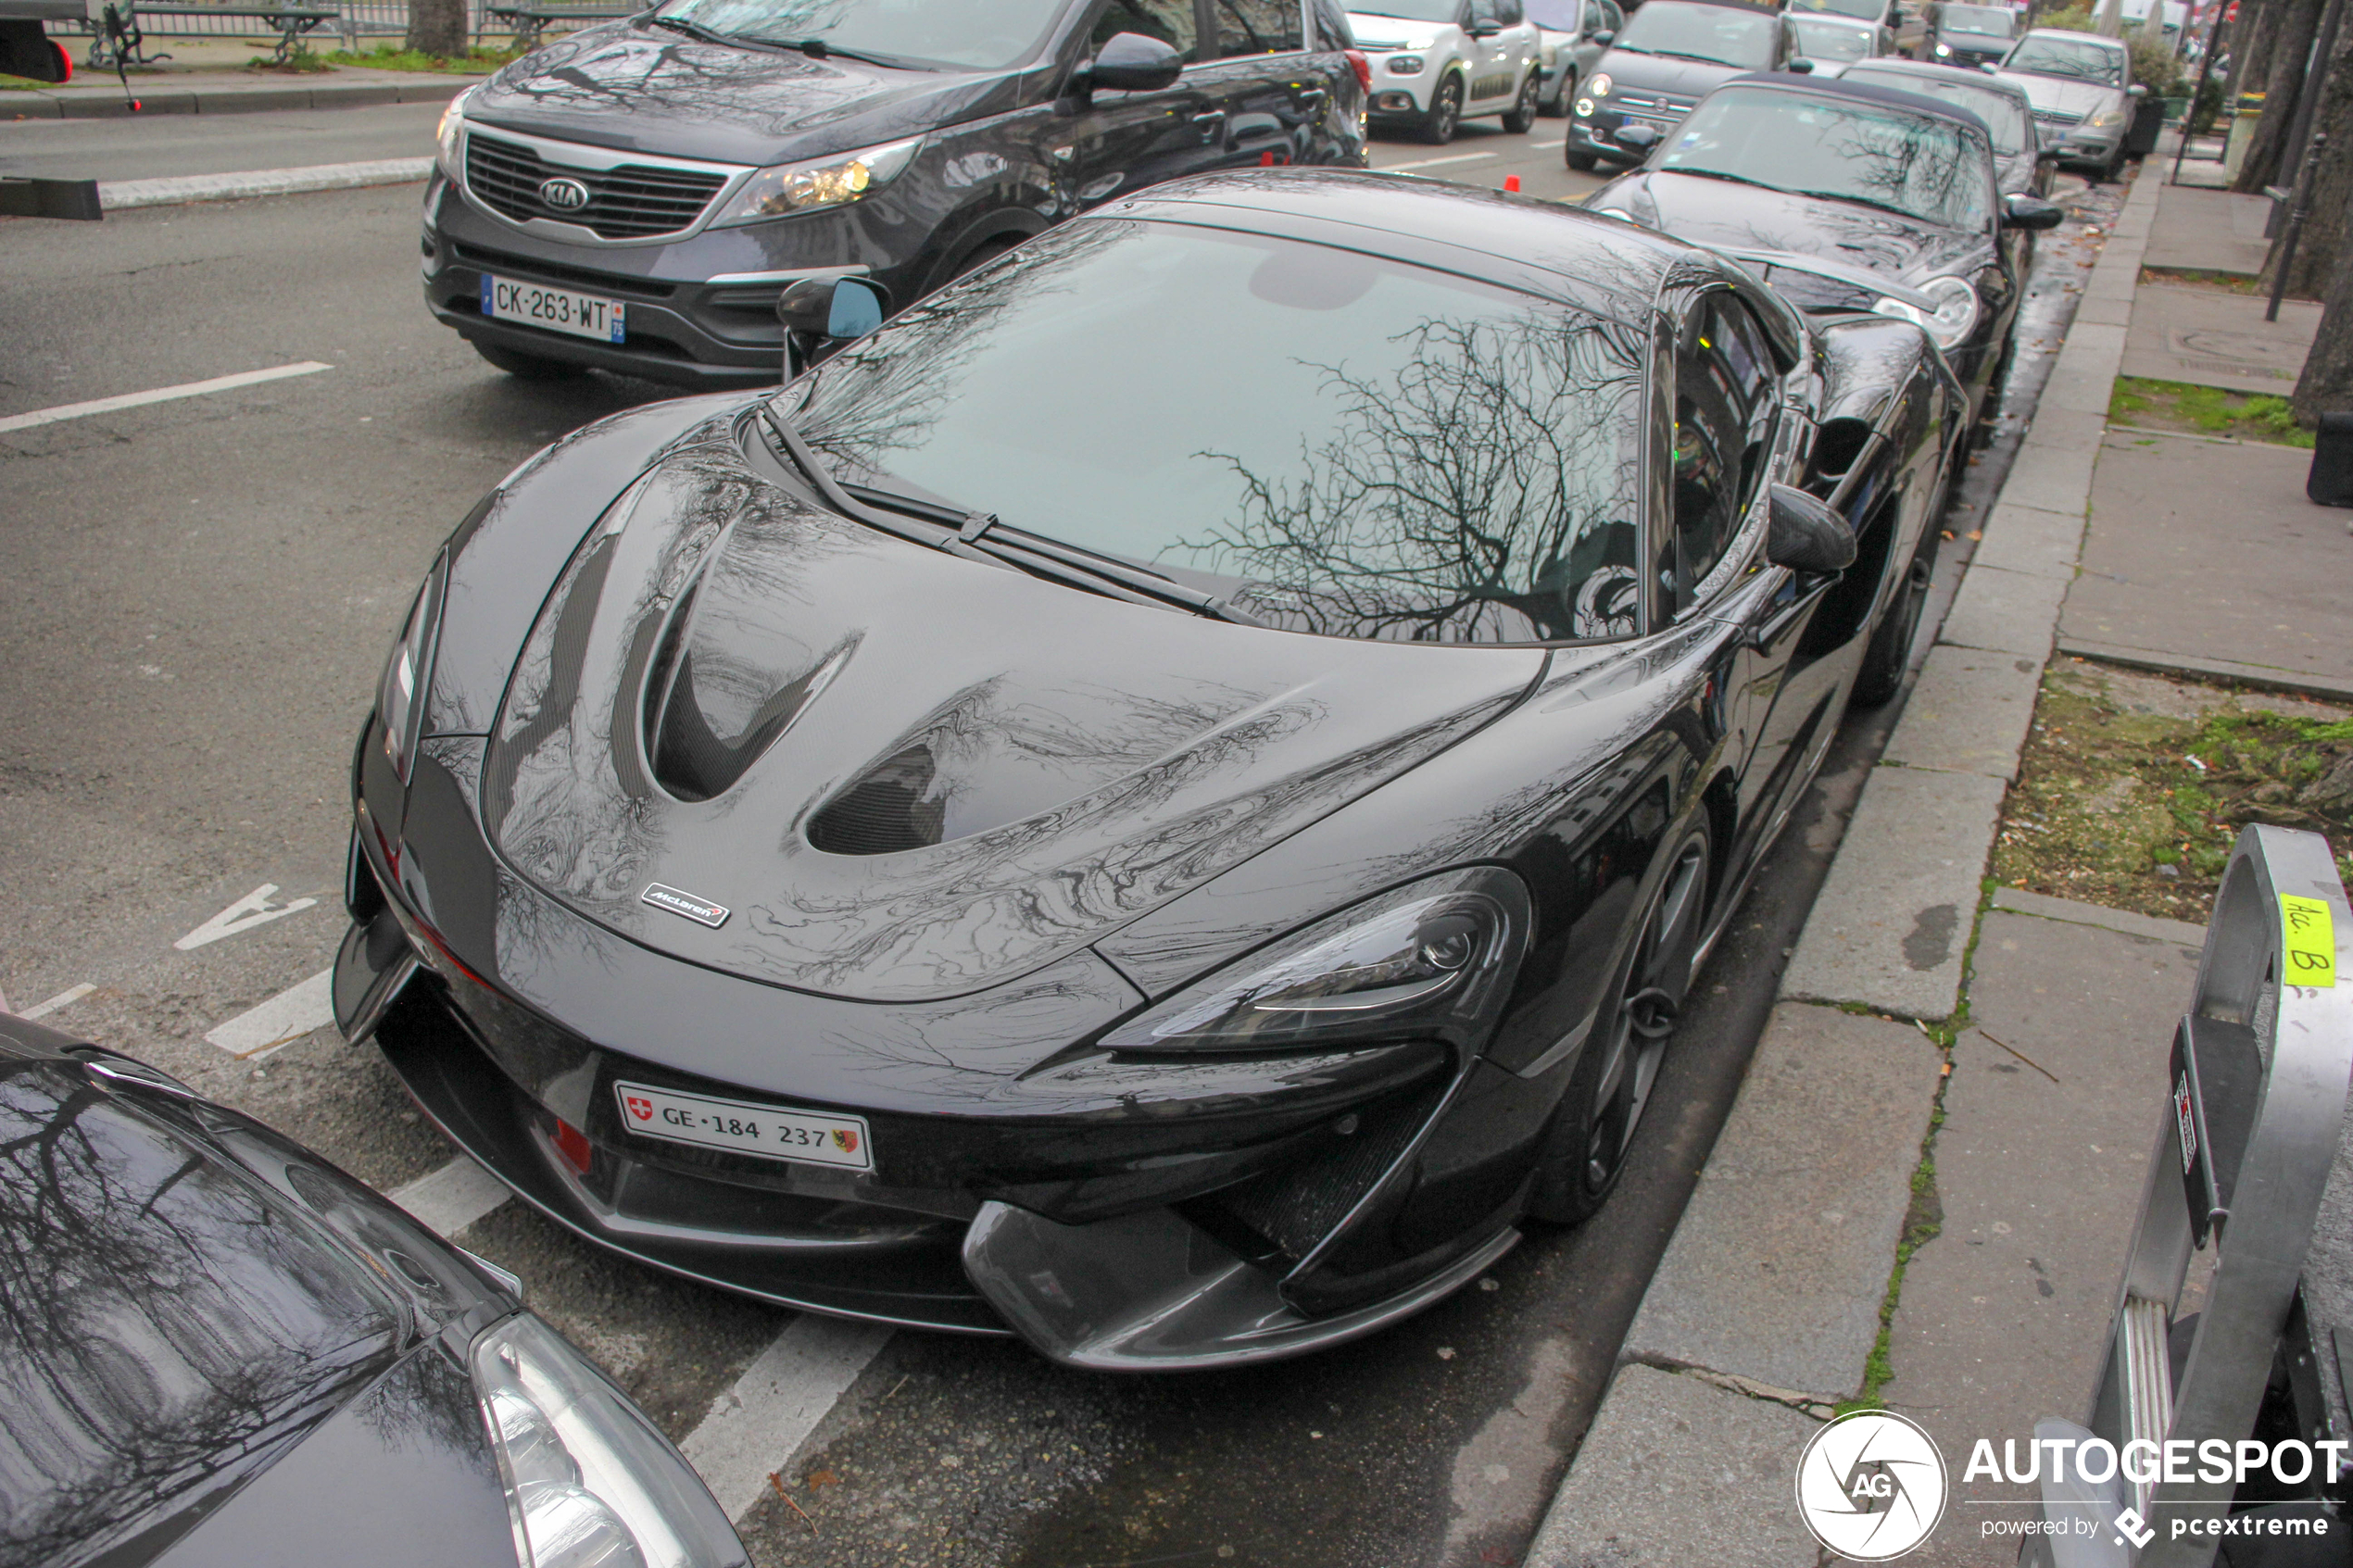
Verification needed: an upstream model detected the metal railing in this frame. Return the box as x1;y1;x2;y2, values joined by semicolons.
43;1;593;52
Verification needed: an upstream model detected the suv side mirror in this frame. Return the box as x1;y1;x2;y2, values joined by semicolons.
1765;484;1857;573
1080;31;1183;94
2126;81;2146;97
1789;56;1817;71
2003;191;2066;229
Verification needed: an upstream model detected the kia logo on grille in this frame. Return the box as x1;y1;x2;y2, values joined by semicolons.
537;177;590;211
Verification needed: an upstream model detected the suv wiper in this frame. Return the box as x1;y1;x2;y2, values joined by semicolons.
759;407;1262;626
646;13;739;46
771;36;915;69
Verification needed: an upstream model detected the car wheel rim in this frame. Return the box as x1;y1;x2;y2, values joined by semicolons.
1517;76;1538;118
1580;838;1707;1198
1438;82;1460;135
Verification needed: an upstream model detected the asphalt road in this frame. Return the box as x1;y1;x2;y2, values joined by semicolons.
0;107;2120;1568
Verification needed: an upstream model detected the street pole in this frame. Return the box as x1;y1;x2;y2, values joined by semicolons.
2276;0;2347;191
2269;129;2327;320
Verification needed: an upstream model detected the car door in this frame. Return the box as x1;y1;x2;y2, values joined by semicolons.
1465;0;1517;107
1054;0;1229;211
1192;0;1326;166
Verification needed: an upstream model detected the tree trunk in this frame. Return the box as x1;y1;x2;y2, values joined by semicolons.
2236;0;2284;119
2292;221;2353;419
2236;0;2328;190
2260;26;2353;295
405;0;465;58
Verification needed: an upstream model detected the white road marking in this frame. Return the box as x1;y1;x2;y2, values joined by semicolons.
101;157;434;212
0;362;333;435
175;884;319;951
21;983;96;1021
1534;138;1567;149
203;969;334;1060
1375;150;1499;171
389;1155;514;1239
681;1315;896;1522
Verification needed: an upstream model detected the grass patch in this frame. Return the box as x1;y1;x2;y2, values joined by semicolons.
321;42;529;70
1994;664;2353;923
247;45;335;70
2139;265;2263;295
2109;375;2312;447
0;71;51;89
1843;1090;1950;1415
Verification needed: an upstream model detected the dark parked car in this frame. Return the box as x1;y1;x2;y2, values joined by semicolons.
1587;75;2060;442
342;169;1963;1371
422;0;1370;389
1923;0;2014;69
0;1013;747;1568
1836;56;2054;202
1565;0;1805;170
1789;12;1888;68
1789;0;1925;55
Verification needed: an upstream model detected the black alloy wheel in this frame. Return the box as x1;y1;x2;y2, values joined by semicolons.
1851;523;1939;708
1422;73;1466;144
1528;825;1712;1224
1502;69;1542;133
472;339;585;380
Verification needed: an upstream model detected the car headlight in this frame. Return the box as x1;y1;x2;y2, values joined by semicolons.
2083;105;2127;130
377;552;447;787
435;88;473;181
1934;41;1952;54
473;1314;748;1568
1574;95;1595;116
1101;868;1531;1056
1388;53;1426;73
1589;71;1613;95
1871;274;1981;352
710;135;923;226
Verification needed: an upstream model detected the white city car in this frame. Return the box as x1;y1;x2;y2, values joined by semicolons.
1350;0;1545;143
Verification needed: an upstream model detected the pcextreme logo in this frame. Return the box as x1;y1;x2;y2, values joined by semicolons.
1795;1411;1950;1561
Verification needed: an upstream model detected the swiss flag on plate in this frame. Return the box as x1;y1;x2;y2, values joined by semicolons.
624;1095;655;1122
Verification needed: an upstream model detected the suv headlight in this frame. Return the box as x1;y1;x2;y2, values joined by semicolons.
2084;104;2128;130
435;88;473;181
710;135;923;226
1101;868;1531;1056
1871;274;1980;352
473;1313;749;1568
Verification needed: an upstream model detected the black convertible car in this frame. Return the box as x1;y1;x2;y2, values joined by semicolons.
340;169;1960;1370
0;1014;745;1568
1586;74;2060;440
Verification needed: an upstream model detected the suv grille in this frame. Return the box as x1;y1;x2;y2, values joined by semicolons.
2033;108;2083;127
465;132;730;241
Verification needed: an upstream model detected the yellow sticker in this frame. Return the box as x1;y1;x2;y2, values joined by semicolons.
2282;895;2337;988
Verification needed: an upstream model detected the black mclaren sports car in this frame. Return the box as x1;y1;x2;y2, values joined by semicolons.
339;170;1960;1371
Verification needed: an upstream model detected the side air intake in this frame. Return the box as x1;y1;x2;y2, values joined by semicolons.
804;745;947;856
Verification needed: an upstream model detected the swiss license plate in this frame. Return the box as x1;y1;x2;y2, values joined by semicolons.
612;1081;873;1171
482;273;625;344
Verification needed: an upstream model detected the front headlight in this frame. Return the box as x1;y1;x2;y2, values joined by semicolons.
473;1314;749;1568
1101;868;1531;1056
377;553;447;787
710;135;923;227
1588;71;1613;96
2084;105;2128;130
435;88;472;181
1388;53;1426;73
1934;41;1953;54
1871;274;1981;352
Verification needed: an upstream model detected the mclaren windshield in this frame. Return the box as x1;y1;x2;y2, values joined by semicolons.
786;221;1651;644
1611;0;1779;68
645;0;1066;69
1658;86;1994;230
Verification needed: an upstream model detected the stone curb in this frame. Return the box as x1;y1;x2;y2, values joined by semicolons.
2054;636;2353;707
98;156;433;209
2;72;470;119
1526;167;2171;1565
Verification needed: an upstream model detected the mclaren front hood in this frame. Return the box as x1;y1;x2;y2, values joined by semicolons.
478;412;1544;1004
1625;170;1986;285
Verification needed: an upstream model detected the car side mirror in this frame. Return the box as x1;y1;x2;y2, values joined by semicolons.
2003;191;2066;229
2126;82;2146;97
1592;27;1615;43
1079;31;1184;94
778;275;888;339
1468;19;1503;36
1766;484;1857;573
1615;121;1662;150
1789;56;1817;71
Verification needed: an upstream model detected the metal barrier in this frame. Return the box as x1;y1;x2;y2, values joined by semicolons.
2025;823;2353;1567
44;0;546;55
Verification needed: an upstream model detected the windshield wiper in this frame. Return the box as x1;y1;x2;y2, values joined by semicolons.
759;407;1261;626
1666;169;1791;193
1642;47;1740;64
646;12;740;46
769;36;914;68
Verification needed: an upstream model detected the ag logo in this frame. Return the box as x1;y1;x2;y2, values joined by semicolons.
1795;1410;1948;1561
624;1095;655;1122
537;176;591;211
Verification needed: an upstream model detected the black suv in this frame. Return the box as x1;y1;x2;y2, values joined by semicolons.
423;0;1370;387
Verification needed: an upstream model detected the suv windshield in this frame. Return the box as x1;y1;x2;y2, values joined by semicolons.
1614;1;1778;68
648;0;1068;69
1842;66;2027;152
2003;33;2124;82
1791;16;1874;60
1938;4;2013;34
789;221;1650;644
1659;86;1993;229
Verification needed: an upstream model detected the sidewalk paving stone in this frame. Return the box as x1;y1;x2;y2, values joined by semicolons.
1619;1004;1945;1398
1997;441;2100;517
1525;1364;1822;1568
2144;183;2274;277
1881;905;2199;1566
2018;407;2108;455
1988;884;2205;945
1882;646;2044;779
1971;501;2087;583
2120;283;2320;396
1936;566;2070;659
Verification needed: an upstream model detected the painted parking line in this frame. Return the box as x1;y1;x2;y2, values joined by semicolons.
681;1315;896;1522
0;361;333;435
21;983;96;1021
203;969;333;1060
388;1155;515;1239
176;884;319;950
1375;150;1498;171
1534;138;1566;149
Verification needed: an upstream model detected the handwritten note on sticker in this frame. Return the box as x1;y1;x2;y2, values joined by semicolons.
2282;895;2337;987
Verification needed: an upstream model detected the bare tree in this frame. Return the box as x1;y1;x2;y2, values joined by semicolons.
404;0;466;57
2260;22;2353;297
2235;0;2329;191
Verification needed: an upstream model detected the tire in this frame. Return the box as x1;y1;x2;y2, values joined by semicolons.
1541;69;1572;117
1527;824;1713;1225
1969;330;2017;449
1850;526;1940;708
1567;148;1599;171
1501;69;1541;134
1420;73;1465;144
472;339;585;381
950;240;1016;282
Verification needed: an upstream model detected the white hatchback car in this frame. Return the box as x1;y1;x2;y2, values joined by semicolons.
1349;0;1545;143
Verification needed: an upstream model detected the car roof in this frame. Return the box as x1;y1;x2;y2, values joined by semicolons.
1716;69;1995;139
1838;56;2033;102
1099;169;1709;325
2015;25;2124;45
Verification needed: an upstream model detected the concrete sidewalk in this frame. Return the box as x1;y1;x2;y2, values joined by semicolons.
2;65;472;119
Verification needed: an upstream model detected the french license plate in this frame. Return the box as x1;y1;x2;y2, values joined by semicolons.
613;1081;873;1171
482;273;625;344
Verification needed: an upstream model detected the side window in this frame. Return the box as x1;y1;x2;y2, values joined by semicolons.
1094;0;1200;59
1494;0;1525;24
1603;0;1622;30
1665;295;1777;610
1210;0;1305;56
1582;1;1605;32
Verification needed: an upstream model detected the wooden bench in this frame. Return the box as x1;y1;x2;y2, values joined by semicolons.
87;0;340;67
477;3;630;50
